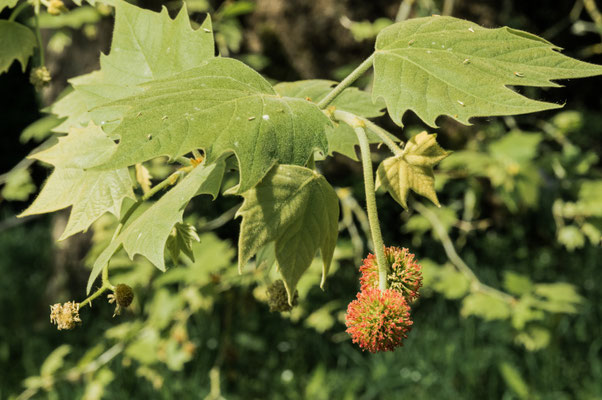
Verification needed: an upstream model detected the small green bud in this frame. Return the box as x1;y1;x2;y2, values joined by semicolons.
115;284;134;308
266;280;298;312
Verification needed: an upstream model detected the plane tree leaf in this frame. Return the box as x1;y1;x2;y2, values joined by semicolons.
373;16;602;127
0;0;19;12
236;164;339;302
0;20;36;74
51;0;214;132
19;124;135;240
87;160;226;293
376;131;450;209
93;58;331;193
274;79;395;160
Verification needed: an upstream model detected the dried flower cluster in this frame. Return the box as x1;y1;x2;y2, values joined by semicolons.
49;301;81;330
29;66;51;91
345;246;423;352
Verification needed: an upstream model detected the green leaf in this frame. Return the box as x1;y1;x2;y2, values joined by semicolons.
534;282;582;313
87;161;225;293
461;292;511;321
166;222;200;263
0;20;36;74
502;271;534;296
274;79;393;161
376;131;450;208
488;130;542;164
236;164;339;301
20;114;62;143
0;0;18;12
557;225;586;251
373;16;602;127
40;345;71;377
94;58;331;193
499;362;529;399
20;124;135;240
51;0;214;132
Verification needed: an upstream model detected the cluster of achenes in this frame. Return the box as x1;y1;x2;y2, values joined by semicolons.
345;247;423;352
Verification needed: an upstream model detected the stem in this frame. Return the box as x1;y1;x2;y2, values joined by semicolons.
413;202;514;303
34;12;45;66
333;109;403;156
8;1;30;21
79;264;113;308
354;124;389;290
317;54;375;109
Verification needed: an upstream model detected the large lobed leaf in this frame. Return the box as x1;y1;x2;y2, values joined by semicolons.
0;20;36;74
236;164;339;302
373;16;602;127
19;124;135;240
51;0;214;132
93;58;331;193
87;160;225;293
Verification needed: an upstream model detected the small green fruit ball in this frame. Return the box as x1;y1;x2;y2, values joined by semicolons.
115;284;134;308
267;280;298;312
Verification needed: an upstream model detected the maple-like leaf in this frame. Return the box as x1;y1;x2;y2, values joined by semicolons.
87;160;225;293
236;164;339;302
93;58;331;193
376;131;450;209
0;0;19;12
19;124;135;240
373;16;602;127
50;0;214;132
0;20;36;74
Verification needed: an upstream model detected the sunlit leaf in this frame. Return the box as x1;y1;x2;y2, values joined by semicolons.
94;58;331;193
19;124;135;240
376;131;450;208
373;16;602;126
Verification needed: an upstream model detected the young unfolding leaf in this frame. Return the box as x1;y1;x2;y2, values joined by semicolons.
51;0;214;132
376;131;449;209
93;58;331;193
166;222;200;263
0;20;36;74
274;79;395;160
87;161;225;293
236;165;339;302
19;124;135;240
373;16;602;127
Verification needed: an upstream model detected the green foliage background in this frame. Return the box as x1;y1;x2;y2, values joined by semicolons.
1;0;602;399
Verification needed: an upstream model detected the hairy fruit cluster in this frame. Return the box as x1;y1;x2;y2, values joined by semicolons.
360;246;423;303
345;288;413;353
345;246;422;352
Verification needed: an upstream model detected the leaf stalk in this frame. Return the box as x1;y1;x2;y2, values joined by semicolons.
317;54;375;109
353;124;389;290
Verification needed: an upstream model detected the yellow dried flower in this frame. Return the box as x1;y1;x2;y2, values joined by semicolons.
47;0;68;15
49;301;81;330
29;66;51;91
